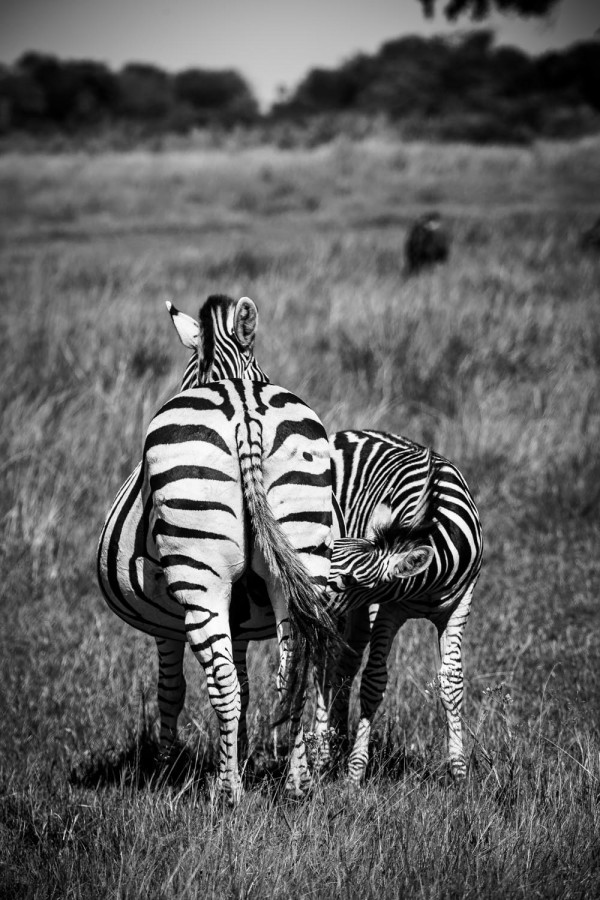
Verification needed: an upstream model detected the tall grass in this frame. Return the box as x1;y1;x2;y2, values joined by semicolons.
1;137;600;897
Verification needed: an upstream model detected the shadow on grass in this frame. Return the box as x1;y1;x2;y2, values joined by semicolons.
68;723;215;794
68;728;306;800
68;720;450;801
367;743;439;785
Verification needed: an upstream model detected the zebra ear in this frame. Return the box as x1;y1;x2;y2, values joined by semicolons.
365;496;394;540
234;297;258;348
166;300;199;350
389;545;434;579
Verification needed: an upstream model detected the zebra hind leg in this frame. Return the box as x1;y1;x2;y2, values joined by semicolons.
182;594;243;805
311;646;338;772
432;581;476;780
232;639;250;761
272;605;312;799
155;637;186;761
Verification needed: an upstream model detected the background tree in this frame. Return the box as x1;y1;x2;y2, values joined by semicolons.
173;68;258;125
116;63;173;121
16;52;117;127
272;28;599;143
419;0;561;18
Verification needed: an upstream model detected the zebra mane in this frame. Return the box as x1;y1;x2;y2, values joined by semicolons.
197;294;233;382
369;518;436;552
370;448;436;551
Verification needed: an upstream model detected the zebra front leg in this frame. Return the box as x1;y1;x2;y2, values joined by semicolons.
183;597;243;805
330;605;374;743
431;581;476;780
155;637;186;759
347;605;407;785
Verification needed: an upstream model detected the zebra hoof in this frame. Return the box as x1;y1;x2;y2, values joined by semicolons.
215;776;244;806
449;755;468;780
344;774;362;791
283;774;312;800
156;746;176;768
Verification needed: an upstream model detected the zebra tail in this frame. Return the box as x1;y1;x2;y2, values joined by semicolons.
236;421;339;723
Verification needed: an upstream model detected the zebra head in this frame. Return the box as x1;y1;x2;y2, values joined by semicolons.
327;447;436;609
327;532;434;607
166;294;270;389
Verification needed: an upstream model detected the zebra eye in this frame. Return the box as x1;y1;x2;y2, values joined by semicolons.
341;574;358;588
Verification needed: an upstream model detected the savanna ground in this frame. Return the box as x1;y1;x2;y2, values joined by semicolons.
1;136;600;898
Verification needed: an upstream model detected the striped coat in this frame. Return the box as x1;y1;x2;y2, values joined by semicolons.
316;430;483;782
98;296;336;801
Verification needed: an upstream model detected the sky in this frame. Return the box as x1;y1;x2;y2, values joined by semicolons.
1;0;598;109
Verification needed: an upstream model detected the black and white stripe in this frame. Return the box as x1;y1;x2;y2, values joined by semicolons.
98;295;269;645
316;429;483;782
169;294;268;389
98;296;481;789
141;378;335;801
98;296;337;801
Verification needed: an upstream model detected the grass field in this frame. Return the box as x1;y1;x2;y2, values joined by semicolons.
1;135;600;898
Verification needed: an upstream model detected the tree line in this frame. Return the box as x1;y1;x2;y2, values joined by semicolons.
274;31;600;142
0;53;259;133
1;30;598;143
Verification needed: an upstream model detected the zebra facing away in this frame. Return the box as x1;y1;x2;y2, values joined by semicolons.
98;295;339;802
314;429;483;784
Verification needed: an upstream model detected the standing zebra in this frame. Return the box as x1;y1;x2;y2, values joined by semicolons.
315;429;483;783
99;295;340;801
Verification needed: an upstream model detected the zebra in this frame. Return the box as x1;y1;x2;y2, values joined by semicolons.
98;294;338;802
313;429;483;784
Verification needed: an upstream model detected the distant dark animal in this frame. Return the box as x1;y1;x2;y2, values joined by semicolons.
580;217;600;251
405;212;449;274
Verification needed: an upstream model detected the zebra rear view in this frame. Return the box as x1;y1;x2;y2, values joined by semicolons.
142;378;335;802
98;295;336;803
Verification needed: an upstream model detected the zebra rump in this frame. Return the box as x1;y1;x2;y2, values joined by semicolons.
143;380;338;725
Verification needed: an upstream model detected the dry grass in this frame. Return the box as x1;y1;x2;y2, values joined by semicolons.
1;136;600;898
